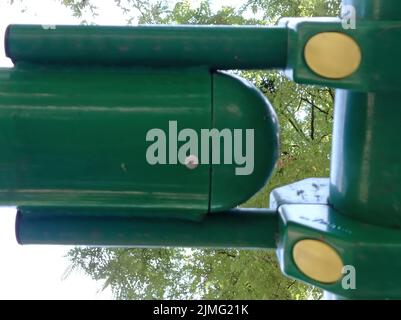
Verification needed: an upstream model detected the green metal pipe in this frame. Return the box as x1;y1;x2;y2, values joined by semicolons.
16;208;278;248
329;90;401;228
5;24;288;69
329;0;401;229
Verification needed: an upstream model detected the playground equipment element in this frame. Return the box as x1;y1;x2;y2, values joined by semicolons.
1;0;400;299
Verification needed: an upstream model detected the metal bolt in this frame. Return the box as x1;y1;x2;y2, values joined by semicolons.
185;155;199;170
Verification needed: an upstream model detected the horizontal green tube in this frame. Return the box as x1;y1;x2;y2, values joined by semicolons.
5;24;288;69
16;208;278;248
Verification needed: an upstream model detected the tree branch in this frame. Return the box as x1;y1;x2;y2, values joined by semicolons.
301;97;329;115
217;250;237;258
310;98;315;140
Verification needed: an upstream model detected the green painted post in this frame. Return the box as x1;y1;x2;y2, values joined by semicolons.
330;91;401;228
330;0;401;228
272;0;401;299
325;0;401;298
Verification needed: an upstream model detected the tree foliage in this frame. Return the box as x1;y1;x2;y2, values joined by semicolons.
66;247;321;299
55;0;339;300
243;0;340;23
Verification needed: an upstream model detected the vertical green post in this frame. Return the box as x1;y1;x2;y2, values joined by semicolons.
330;0;401;228
330;91;401;228
274;0;401;299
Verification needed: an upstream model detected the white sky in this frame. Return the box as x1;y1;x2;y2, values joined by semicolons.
0;0;245;300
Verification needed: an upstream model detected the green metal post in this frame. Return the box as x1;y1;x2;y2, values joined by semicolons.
330;91;401;228
324;0;401;298
272;0;401;299
330;0;401;228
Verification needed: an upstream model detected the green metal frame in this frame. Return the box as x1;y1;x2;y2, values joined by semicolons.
1;0;400;299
